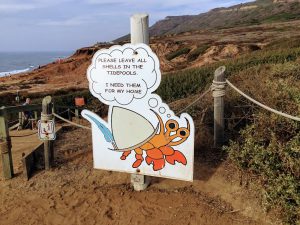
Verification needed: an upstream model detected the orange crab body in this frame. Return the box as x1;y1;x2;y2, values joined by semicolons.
120;111;190;171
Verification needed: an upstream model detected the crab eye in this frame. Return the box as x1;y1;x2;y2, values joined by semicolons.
177;128;190;138
169;123;176;129
166;119;179;131
180;130;186;136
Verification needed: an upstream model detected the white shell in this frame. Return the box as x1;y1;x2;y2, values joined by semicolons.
111;107;158;150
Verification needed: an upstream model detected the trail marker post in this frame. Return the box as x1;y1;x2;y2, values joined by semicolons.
0;107;13;179
40;96;55;170
130;13;151;191
212;66;226;147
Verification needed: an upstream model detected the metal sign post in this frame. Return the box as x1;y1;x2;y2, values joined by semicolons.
130;14;151;191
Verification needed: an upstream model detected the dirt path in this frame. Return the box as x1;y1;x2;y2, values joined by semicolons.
0;127;276;225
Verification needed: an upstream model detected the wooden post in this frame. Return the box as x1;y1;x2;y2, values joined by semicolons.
75;108;79;118
212;66;226;147
42;96;53;170
34;111;38;121
0;107;14;179
68;108;72;121
18;112;23;130
130;13;151;191
74;108;80;124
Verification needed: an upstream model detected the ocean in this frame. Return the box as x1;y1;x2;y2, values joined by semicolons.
0;51;73;77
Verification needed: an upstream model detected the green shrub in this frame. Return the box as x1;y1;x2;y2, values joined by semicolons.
224;116;300;224
187;45;210;62
263;13;300;23
165;47;191;61
158;47;300;103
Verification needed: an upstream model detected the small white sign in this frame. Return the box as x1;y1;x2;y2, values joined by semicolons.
38;120;56;140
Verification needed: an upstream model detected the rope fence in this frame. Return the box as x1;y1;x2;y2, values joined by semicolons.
52;112;91;130
176;88;211;115
177;76;300;123
55;109;70;116
10;131;38;138
226;79;300;122
8;119;19;125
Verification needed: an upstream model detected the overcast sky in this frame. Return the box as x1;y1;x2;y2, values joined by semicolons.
0;0;252;52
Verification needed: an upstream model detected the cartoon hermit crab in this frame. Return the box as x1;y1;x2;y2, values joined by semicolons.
120;110;189;171
83;106;190;171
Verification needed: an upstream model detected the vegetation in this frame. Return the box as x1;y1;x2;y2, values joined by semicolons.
165;47;191;61
224;116;300;225
157;38;300;224
263;12;300;23
187;45;210;62
158;45;300;102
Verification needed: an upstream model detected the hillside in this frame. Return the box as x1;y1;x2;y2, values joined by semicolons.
115;0;300;42
1;19;300;105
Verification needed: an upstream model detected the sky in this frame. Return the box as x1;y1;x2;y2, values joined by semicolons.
0;0;253;52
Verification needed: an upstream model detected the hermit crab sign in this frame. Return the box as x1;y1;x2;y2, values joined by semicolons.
82;44;195;181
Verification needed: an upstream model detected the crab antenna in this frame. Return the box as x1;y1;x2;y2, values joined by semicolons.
185;118;190;131
150;109;164;135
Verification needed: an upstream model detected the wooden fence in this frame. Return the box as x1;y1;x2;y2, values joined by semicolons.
0;98;83;180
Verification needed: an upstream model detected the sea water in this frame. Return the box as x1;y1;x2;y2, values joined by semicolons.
0;51;72;77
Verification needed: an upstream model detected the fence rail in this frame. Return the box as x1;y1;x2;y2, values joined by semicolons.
0;99;83;180
0;104;41;115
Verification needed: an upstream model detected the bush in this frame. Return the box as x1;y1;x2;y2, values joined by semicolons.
224;115;300;224
157;47;300;103
165;47;191;61
187;45;210;62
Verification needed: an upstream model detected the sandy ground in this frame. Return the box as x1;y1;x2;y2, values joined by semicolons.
0;127;277;225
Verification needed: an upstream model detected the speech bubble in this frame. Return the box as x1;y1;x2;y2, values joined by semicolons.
87;44;161;105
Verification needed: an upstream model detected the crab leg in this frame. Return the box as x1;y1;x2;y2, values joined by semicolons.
120;150;131;160
132;147;144;168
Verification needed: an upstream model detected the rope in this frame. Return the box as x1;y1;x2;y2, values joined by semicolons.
211;80;227;98
226;79;300;122
53;112;91;130
56;109;69;115
10;131;37;138
176;88;211;115
69;110;76;115
8;119;19;125
41;113;52;121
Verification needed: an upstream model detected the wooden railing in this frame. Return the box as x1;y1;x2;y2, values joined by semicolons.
0;102;83;180
0;104;41;179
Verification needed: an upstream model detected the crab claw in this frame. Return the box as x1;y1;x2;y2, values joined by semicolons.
165;150;187;166
146;157;165;171
145;148;165;171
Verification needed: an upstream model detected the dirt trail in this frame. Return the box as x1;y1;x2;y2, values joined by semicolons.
0;127;276;225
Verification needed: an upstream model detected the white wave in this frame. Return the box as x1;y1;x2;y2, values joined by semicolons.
0;67;32;77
